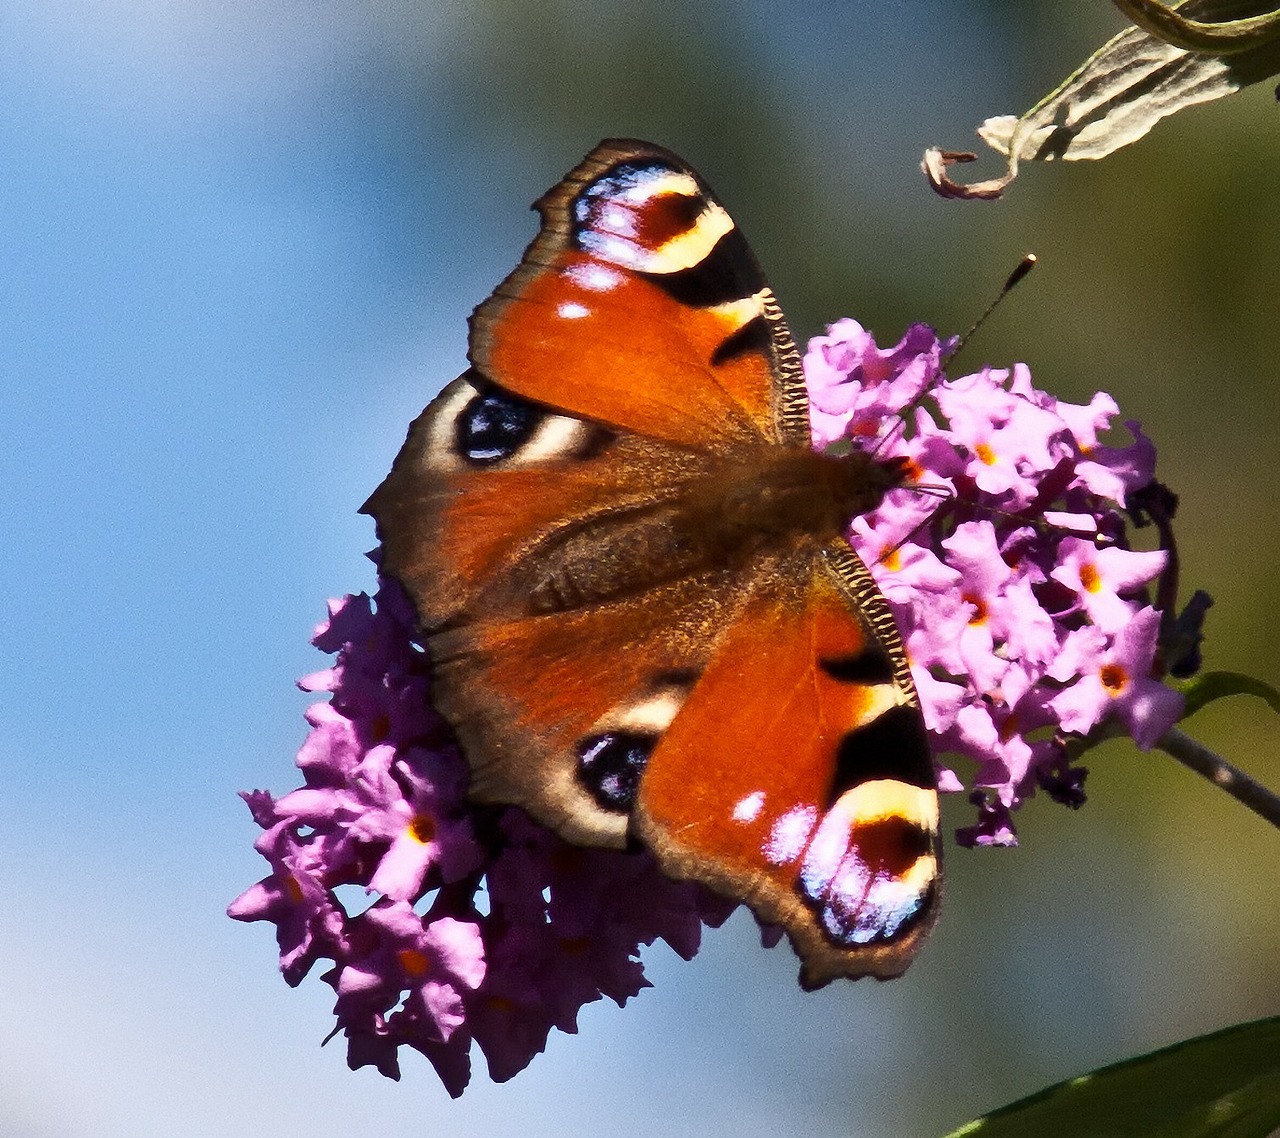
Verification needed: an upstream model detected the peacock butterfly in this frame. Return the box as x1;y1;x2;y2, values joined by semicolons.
363;139;939;989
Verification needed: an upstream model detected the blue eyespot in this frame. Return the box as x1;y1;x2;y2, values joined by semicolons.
576;732;654;812
455;386;541;464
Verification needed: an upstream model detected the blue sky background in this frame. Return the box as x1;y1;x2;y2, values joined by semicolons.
3;3;1278;1136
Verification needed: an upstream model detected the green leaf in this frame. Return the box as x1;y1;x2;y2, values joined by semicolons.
924;0;1280;199
1177;670;1280;719
941;1017;1280;1138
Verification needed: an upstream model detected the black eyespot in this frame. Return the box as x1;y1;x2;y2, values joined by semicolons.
455;386;541;465
576;732;655;812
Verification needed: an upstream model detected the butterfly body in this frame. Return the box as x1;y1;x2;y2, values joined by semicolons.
365;140;940;988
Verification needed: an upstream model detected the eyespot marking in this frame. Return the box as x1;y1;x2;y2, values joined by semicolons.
764;803;818;865
796;781;939;949
455;386;541;465
644;228;766;306
435;373;598;470
576;731;654;812
573;160;737;276
574;683;691;812
564;262;623;292
821;864;938;947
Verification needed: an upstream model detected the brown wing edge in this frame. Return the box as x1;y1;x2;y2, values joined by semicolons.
821;539;920;707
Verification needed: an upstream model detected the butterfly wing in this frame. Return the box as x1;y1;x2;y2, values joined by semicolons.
365;138;801;844
427;565;750;849
366;138;806;631
363;371;720;632
472;138;810;451
634;543;939;988
364;140;939;983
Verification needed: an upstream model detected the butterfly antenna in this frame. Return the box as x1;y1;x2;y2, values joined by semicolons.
945;253;1038;363
868;416;907;458
869;481;952;568
885;258;1036;427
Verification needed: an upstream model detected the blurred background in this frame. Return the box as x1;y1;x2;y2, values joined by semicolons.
2;1;1277;1135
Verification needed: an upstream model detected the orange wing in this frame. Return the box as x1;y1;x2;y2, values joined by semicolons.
634;549;938;989
426;563;752;850
364;372;717;630
471;139;809;452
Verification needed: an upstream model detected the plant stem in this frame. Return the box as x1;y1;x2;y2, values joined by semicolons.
1158;727;1280;829
1112;0;1280;55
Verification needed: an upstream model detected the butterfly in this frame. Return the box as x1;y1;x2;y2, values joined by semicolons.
363;139;940;989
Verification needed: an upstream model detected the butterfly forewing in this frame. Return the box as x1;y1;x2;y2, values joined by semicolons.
634;546;938;987
472;139;810;451
364;138;940;985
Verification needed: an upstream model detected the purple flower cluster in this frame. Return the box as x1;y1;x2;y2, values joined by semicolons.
232;319;1188;1091
229;585;732;1095
806;319;1184;845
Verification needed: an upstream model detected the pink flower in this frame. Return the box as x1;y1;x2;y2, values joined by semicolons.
235;316;1194;1091
230;580;724;1095
1048;608;1185;748
227;817;350;987
804;320;948;447
808;319;1189;845
1050;538;1166;634
332;903;485;1044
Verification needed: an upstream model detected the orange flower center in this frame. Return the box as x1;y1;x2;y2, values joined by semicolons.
396;948;431;978
408;814;436;844
1079;562;1101;593
964;593;988;625
1100;663;1128;694
975;442;996;466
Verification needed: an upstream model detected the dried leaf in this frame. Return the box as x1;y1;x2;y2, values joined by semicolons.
925;0;1280;199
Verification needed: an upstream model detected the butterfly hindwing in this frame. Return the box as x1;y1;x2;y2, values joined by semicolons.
365;139;940;985
365;370;721;631
428;566;751;849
